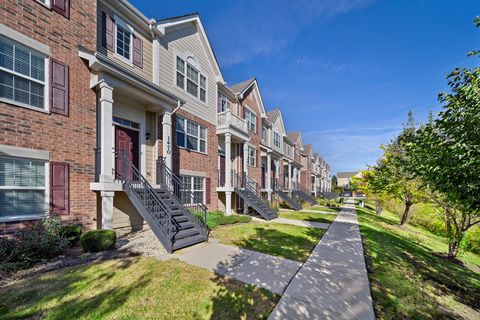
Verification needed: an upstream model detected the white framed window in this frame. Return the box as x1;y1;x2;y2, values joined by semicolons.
115;19;133;61
247;145;256;167
218;94;229;113
176;116;207;153
176;56;207;103
245;108;256;133
261;127;266;142
180;175;204;205
36;0;51;7
0;157;47;221
273;131;281;148
0;36;47;111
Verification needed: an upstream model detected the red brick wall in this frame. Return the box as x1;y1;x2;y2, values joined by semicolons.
157;110;219;211
0;0;98;234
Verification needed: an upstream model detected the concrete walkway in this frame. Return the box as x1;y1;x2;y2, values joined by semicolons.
281;208;339;215
269;199;375;320
172;240;302;295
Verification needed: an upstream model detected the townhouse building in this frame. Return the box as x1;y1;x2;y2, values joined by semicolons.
1;0;332;251
0;0;97;234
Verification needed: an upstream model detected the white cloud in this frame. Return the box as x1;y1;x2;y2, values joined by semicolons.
208;0;376;66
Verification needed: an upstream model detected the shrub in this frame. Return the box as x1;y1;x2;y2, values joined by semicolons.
206;211;252;229
60;225;82;245
80;230;117;252
462;227;480;255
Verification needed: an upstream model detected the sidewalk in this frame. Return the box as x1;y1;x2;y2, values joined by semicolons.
269;199;375;320
252;216;330;230
171;240;302;295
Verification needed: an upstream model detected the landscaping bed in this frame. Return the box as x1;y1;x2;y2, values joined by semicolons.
210;222;325;262
278;210;336;224
0;257;278;320
357;205;480;319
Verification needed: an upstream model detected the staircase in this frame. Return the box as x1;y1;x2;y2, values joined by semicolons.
275;187;303;211
319;191;340;200
233;172;277;220
116;152;208;253
293;188;317;205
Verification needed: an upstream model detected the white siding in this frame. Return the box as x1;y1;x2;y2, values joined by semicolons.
158;23;217;125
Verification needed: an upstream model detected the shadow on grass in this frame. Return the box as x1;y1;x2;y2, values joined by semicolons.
357;207;480;319
229;225;324;262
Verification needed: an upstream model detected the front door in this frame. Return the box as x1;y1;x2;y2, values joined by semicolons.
219;155;226;187
115;126;139;179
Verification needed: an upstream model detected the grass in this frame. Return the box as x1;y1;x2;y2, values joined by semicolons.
0;257;278;320
210;222;325;262
206;211;252;229
302;205;342;213
278;210;336;224
357;205;480;319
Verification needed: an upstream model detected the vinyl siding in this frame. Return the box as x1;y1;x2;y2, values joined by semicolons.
96;2;153;82
158;23;217;125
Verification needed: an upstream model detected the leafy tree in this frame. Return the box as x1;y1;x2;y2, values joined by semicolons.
357;169;390;215
370;112;425;225
407;61;480;257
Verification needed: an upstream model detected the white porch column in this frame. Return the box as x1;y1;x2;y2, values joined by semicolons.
243;142;249;176
314;176;318;197
266;153;272;200
288;162;292;193
99;81;114;183
101;191;114;229
225;133;232;215
162;110;173;172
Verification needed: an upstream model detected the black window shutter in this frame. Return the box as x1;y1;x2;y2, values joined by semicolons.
102;12;115;51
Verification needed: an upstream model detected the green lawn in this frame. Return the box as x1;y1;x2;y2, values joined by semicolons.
357;205;480;319
279;210;336;224
0;257;278;320
303;205;342;213
210;222;325;262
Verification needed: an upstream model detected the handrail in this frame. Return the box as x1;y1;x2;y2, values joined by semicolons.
233;172;273;210
156;158;208;233
115;150;173;241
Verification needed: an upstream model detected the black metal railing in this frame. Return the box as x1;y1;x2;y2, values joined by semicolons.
156;158;208;233
233;172;273;209
116;150;173;241
216;169;235;188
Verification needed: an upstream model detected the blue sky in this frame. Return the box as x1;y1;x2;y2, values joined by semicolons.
132;0;480;174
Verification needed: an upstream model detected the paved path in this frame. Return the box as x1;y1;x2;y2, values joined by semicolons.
269;199;375;320
253;216;330;230
172;240;302;294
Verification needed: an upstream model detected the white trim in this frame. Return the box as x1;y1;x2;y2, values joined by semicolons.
113;15;134;64
0;24;50;55
35;0;51;8
174;54;208;106
0;145;50;160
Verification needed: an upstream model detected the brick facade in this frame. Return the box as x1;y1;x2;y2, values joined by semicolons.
0;0;97;234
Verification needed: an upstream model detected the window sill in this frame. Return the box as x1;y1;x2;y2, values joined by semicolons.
0;98;50;114
0;214;43;223
113;52;134;67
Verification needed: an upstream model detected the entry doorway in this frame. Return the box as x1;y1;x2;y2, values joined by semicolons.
115;125;140;179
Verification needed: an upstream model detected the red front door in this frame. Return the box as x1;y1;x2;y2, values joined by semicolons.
115;126;139;179
219;155;226;187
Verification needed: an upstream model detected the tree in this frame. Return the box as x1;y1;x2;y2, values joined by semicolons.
407;62;480;257
357;169;390;215
370;112;425;225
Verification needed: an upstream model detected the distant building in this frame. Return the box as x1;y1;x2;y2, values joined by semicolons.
336;171;362;189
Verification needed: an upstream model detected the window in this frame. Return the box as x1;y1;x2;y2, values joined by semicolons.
176;56;207;102
218;95;229;113
176;116;207;153
273;131;281;148
247;145;256;167
0;36;46;110
261;127;266;142
180;175;204;205
116;23;132;60
245;108;256;133
0;157;46;220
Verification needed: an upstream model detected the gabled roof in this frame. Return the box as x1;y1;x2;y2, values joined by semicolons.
303;144;313;155
230;78;267;117
156;13;224;83
229;78;255;94
337;171;360;179
266;109;280;123
287;132;300;143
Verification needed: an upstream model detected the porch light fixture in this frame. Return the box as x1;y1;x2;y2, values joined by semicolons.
146;132;151;141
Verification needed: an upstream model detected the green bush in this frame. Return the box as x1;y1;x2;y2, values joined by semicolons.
60;225;82;245
206;211;251;229
462;227;480;254
80;230;117;252
1;214;71;274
